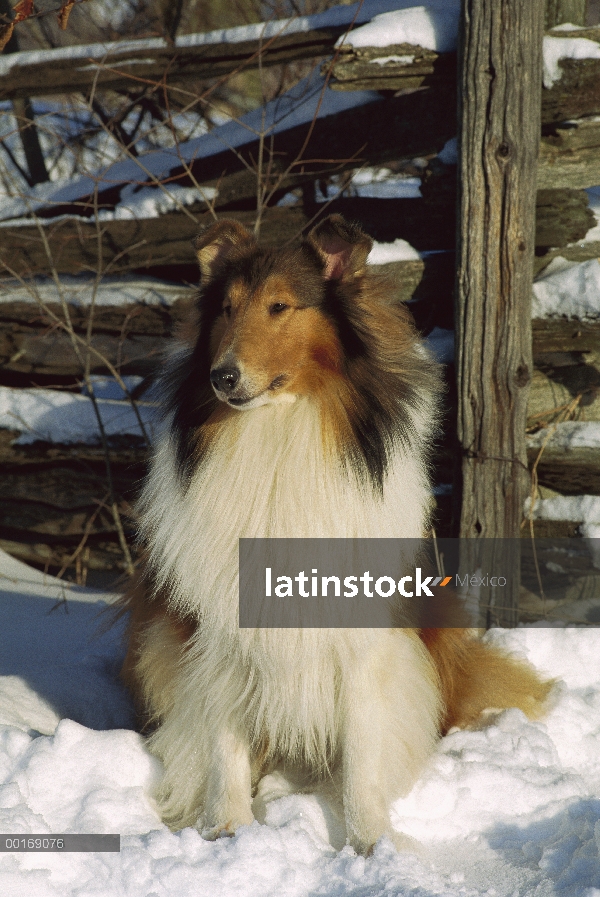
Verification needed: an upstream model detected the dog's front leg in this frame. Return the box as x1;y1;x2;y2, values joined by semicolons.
340;633;439;855
201;720;254;840
340;693;394;855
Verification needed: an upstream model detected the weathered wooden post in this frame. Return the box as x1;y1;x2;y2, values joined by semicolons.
455;0;545;624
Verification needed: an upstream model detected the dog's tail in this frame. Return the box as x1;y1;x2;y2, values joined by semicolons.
420;628;554;734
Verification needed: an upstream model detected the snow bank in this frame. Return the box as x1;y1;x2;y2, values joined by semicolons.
0;385;157;445
543;34;600;88
337;2;460;53
0;549;132;736
532;257;600;319
1;545;600;896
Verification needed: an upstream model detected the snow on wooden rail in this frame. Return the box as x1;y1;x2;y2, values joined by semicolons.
0;0;410;102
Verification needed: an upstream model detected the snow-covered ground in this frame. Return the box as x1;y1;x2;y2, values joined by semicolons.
0;549;599;896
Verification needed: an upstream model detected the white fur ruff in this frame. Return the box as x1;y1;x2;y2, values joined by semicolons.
137;397;440;850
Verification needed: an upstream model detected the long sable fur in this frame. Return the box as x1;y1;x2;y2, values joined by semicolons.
165;223;442;492
120;215;553;853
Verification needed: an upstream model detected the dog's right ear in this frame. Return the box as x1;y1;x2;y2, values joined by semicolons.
192;220;254;282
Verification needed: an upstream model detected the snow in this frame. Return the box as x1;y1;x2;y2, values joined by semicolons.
532;257;600;320
424;327;454;363
88;0;137;31
0;551;132;737
583;185;600;242
0;275;193;308
437;136;458;165
527;494;600;524
337;3;461;53
81;375;143;401
527;421;600;450
0;385;157;445
368;237;421;264
1;545;600;895
543;35;600;88
582;523;600;545
316;167;422;202
0;73;382;225
369;54;415;65
551;23;586;32
96;184;217;221
356;169;421;199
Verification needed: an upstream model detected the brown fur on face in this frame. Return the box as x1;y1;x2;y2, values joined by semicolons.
209;273;345;407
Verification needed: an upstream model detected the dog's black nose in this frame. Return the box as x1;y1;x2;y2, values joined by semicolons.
210;367;240;392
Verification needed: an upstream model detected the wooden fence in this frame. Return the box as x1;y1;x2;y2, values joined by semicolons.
0;0;599;584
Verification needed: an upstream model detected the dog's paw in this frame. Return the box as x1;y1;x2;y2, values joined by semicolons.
200;813;254;841
350;829;422;857
201;822;236;841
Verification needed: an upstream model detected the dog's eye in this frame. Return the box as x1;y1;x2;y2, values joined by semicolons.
269;302;288;315
223;305;232;318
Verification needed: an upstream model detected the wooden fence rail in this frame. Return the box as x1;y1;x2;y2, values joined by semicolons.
0;11;353;102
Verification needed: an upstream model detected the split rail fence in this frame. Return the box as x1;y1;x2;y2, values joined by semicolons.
0;0;599;587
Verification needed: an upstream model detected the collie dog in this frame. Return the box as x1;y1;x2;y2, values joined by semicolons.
121;215;551;853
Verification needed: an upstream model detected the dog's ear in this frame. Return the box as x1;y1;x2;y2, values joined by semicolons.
192;220;254;281
306;215;373;281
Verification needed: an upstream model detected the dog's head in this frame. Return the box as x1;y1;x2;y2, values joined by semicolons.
193;215;372;409
169;214;439;489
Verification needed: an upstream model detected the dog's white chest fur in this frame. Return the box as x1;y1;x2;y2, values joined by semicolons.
139;397;430;624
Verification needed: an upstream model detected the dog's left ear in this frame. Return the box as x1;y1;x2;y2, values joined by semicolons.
306;215;373;281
